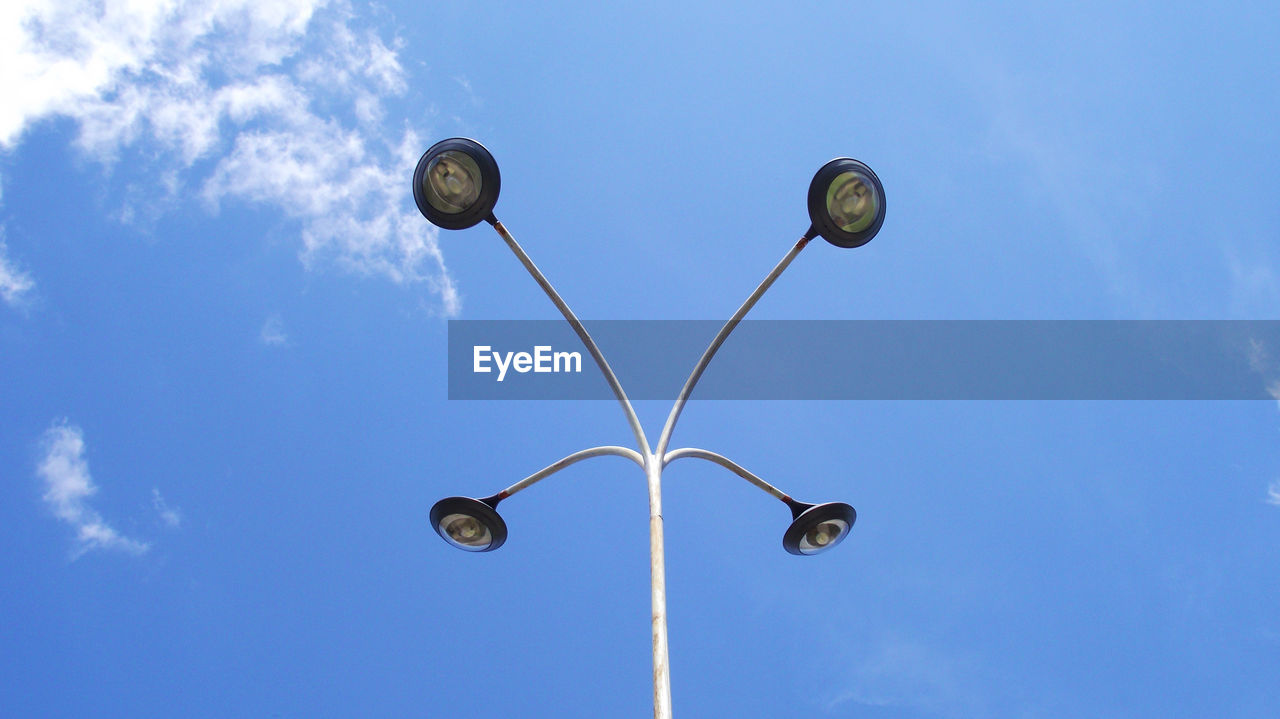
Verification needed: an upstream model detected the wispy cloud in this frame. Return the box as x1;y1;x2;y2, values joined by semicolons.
1226;246;1280;318
36;421;149;558
260;313;288;346
152;488;182;528
1245;337;1280;411
0;178;34;306
1;0;458;314
825;635;992;719
1243;341;1280;506
0;235;34;306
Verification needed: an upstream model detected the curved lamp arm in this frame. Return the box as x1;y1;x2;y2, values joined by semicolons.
491;219;652;458
491;445;646;502
654;233;813;458
662;447;794;504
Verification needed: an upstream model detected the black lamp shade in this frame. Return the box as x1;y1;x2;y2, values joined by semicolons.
783;501;856;555
430;496;508;552
807;158;885;248
413;138;501;230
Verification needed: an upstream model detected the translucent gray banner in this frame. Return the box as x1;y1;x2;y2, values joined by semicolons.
447;320;1280;400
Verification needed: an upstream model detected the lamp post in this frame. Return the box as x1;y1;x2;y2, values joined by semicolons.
414;138;885;719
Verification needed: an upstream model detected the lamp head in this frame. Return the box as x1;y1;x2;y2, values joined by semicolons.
413;138;501;230
430;496;508;552
783;501;856;555
806;158;885;248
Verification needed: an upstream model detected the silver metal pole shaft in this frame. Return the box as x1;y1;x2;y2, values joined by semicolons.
647;453;673;719
489;218;668;715
488;220;813;719
645;236;811;718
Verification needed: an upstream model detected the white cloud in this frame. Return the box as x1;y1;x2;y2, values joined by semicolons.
36;421;149;557
1;0;457;314
0;0;320;151
1268;481;1280;507
260;312;288;346
0;179;35;306
152;488;182;528
0;236;34;306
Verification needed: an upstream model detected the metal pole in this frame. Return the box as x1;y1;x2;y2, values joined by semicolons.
490;219;651;457
487;218;812;719
645;234;812;717
663;447;795;504
492;446;645;501
487;218;669;715
647;453;673;719
654;235;812;459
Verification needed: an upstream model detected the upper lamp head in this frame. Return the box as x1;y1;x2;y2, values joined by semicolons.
430;496;508;552
413;138;501;230
783;501;856;555
807;158;885;248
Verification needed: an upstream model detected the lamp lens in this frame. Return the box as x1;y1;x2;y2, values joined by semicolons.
825;171;878;233
799;518;848;554
440;512;492;550
425;150;483;214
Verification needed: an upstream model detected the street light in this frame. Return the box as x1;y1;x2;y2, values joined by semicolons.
414;138;885;719
783;499;857;555
429;495;507;552
412;137;501;230
807;157;886;248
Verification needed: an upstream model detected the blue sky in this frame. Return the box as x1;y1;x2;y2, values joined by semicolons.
2;1;1279;717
